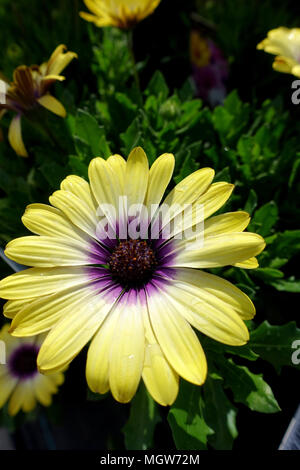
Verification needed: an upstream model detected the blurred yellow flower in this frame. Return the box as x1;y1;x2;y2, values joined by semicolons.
257;27;300;78
80;0;161;29
0;324;64;416
190;30;211;68
0;45;77;157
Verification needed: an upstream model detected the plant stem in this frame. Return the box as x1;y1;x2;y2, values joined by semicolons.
126;29;141;95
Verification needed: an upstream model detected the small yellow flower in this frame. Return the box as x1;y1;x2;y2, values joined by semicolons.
80;0;161;29
190;31;211;68
0;45;77;157
0;147;265;406
0;324;64;416
257;27;300;78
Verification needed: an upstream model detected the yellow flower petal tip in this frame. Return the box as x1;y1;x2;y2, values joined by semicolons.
0;146;266;405
80;0;162;29
257;27;300;78
8;115;28;157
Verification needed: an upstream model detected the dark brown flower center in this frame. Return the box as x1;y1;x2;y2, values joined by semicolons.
9;344;39;379
109;239;158;287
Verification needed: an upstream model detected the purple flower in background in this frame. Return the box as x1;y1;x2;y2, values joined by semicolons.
190;30;229;107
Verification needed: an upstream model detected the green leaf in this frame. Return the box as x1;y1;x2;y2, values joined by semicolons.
174;150;199;184
237;135;260;167
212;107;234;140
268;230;300;259
120;117;142;155
212;90;250;143
203;375;238;450
288;155;300;187
253;267;284;282
177;100;202;129
248;201;278;236
145;71;169;103
214;167;231;183
168;381;214;450
217;358;281;413
269;278;300;292
115;92;138;115
223;90;243;115
269;257;289;269
178;78;195;101
202;336;258;361
250;321;300;373
38;161;69;189
123;384;161;450
74;109;111;158
68;155;88;180
244;189;257;215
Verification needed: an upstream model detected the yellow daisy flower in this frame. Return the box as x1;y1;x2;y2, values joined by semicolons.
0;324;64;416
257;27;300;78
0;45;77;157
0;147;265;406
80;0;161;29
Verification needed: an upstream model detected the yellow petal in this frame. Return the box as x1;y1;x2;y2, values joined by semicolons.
5;236;90;267
10;284;99;337
3;299;34;319
0;375;17;408
124;147;149;207
46;45;78;76
80;0;161;28
79;11;108;25
291;64;300;78
168;183;235;239
22;203;89;243
160;168;215;231
172;232;266;268
197;182;234;218
49;190;98;239
60;175;97;213
234;257;259;269
8;115;28;157
37;94;66;117
8;383;25;416
142;306;179;406
42;74;65;82
52;371;65;387
86;304;120;395
88;157;124;231
174;267;255;320
82;0;104;18
0;266;90;299
145;153;175;209
109;292;145;403
107;154;127;195
203;211;250;236
21;381;36;413
37;291;115;373
147;289;207;385
33;375;56;406
163;282;250;346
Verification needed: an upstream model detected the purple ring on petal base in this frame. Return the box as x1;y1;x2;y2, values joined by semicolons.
86;234;177;294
